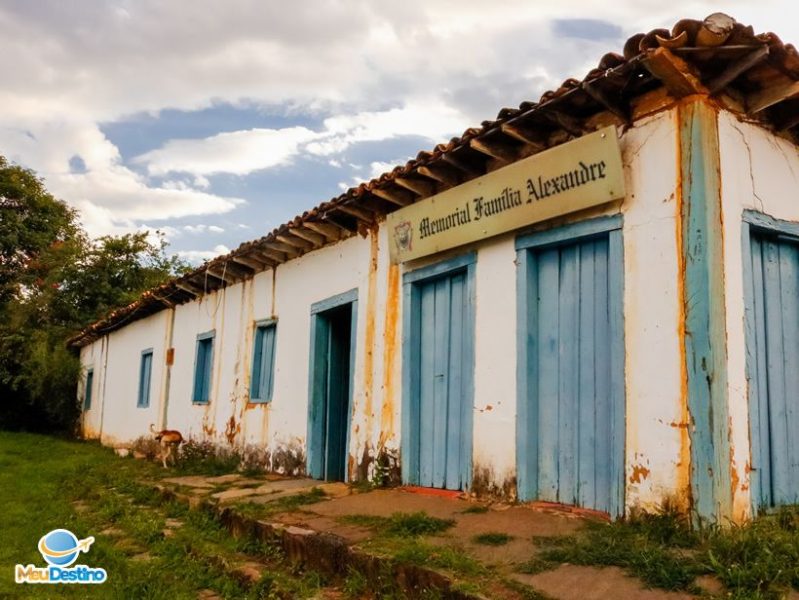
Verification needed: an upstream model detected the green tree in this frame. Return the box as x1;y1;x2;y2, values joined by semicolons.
0;156;188;432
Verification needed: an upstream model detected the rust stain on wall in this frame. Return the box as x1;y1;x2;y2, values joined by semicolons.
471;464;517;501
224;415;240;445
362;227;379;440
629;464;651;484
378;263;400;448
673;105;693;514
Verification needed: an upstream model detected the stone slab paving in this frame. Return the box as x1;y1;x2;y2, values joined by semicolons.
513;565;695;600
162;475;215;489
211;487;260;503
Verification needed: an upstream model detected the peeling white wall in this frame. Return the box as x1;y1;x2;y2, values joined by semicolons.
79;336;107;440
718;112;799;520
618;110;687;512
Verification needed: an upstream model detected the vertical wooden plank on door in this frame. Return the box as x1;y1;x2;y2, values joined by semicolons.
418;282;436;487
592;237;612;514
557;245;579;505
763;240;790;504
608;229;626;517
751;235;772;507
577;240;597;509
537;248;561;501
432;277;451;488
778;242;799;502
401;284;421;485
446;272;465;489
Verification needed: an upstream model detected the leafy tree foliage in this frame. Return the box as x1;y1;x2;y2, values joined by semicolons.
0;156;188;432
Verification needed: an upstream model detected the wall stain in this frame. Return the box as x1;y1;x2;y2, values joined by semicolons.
630;464;651;484
224;415;241;445
362;227;380;445
471;465;517;501
378;263;400;448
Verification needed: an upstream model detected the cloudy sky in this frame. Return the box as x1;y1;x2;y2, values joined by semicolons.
1;1;795;262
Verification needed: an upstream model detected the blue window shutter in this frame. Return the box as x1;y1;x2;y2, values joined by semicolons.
138;350;153;408
84;369;94;410
250;327;264;399
193;332;214;404
250;322;277;402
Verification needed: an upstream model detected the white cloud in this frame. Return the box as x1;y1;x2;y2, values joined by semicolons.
183;224;225;234
137;127;322;176
133;102;468;178
1;120;243;237
177;244;231;265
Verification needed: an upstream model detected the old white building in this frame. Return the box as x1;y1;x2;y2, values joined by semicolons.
71;14;799;523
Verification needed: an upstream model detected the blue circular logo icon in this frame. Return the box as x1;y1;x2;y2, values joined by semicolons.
39;529;80;566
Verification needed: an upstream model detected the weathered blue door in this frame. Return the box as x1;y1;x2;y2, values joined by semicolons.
746;231;799;508
404;256;475;490
517;220;624;516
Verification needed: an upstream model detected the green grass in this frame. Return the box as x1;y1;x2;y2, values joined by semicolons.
340;511;455;537
0;432;326;599
460;505;489;514
535;506;799;599
234;486;327;520
472;532;513;546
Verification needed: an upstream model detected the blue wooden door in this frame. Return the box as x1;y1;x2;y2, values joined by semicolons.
520;230;624;515
407;268;473;490
747;231;799;508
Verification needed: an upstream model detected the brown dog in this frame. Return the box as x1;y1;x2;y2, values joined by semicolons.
150;424;184;468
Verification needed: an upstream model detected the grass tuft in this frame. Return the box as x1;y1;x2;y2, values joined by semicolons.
472;532;513;546
341;511;455;537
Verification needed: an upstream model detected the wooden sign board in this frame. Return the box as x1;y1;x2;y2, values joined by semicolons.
387;126;625;263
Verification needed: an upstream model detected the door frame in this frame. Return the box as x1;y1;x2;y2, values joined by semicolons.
741;209;799;514
401;251;476;489
306;288;358;481
515;214;626;517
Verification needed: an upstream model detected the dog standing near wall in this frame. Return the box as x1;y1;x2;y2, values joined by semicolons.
150;424;184;468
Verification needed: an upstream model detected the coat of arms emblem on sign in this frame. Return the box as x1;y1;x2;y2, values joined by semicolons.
393;221;412;253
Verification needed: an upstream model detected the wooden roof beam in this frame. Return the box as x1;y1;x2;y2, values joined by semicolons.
642;47;707;98
264;241;299;258
581;81;631;123
394;177;436;198
175;280;203;296
336;203;374;223
276;233;313;251
440;151;484;177
499;122;547;150
417;164;460;186
707;45;769;95
469;137;516;163
747;78;799;113
255;247;287;263
372;187;413;207
231;254;266;271
289;227;326;247
205;265;237;284
303;220;342;241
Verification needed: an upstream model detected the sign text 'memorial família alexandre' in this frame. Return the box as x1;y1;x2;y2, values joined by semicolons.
386;125;625;263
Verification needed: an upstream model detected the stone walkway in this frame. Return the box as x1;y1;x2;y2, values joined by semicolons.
159;473;716;599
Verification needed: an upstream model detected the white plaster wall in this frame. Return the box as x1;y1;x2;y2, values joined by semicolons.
617;110;687;512
718;112;799;520
99;311;168;447
79;337;106;439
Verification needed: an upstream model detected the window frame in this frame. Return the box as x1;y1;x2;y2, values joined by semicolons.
250;319;277;403
192;331;215;405
137;348;154;408
84;368;94;410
